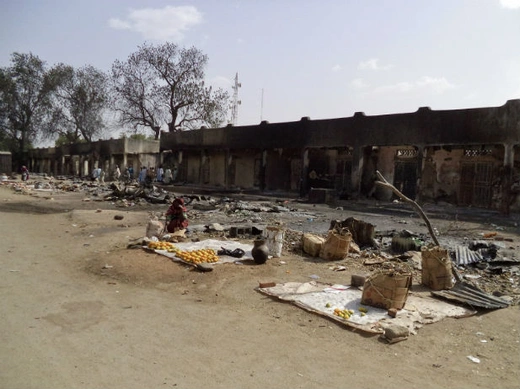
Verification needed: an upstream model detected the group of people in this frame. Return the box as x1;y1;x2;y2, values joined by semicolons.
136;165;177;186
90;164;177;186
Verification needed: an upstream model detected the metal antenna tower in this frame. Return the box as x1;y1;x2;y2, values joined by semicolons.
230;72;241;125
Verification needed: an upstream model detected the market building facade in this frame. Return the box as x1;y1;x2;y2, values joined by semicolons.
27;100;520;212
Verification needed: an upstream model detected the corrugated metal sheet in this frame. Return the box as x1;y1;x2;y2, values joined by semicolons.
432;282;510;309
455;246;484;266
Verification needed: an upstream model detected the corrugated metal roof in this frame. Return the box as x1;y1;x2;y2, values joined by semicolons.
432;282;510;309
455;246;484;266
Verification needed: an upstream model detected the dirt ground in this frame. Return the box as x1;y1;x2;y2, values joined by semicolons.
0;182;519;389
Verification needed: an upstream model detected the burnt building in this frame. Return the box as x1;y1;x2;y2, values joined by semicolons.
27;138;160;179
160;100;520;213
28;100;520;212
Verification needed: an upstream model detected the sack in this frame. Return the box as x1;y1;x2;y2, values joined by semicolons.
319;229;352;260
302;233;325;257
361;270;412;310
265;226;285;258
146;220;164;238
421;245;454;291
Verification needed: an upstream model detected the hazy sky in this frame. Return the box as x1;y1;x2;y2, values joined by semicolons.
1;0;520;128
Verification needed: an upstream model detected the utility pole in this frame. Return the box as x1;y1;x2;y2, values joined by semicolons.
230;72;241;125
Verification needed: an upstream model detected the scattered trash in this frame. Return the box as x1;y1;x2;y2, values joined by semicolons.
217;248;245;258
467;355;481;364
381;324;410;344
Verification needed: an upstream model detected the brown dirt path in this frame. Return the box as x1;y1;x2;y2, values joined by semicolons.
0;185;519;389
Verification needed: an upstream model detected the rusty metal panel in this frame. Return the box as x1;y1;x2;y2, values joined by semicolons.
460;162;493;207
474;162;493;207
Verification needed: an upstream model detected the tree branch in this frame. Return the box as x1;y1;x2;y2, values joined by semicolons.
375;171;462;282
375;170;439;245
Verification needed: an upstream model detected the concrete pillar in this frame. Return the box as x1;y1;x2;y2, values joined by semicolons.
501;143;515;216
225;149;231;189
351;146;364;197
200;150;206;185
416;145;425;200
300;148;309;197
259;150;267;191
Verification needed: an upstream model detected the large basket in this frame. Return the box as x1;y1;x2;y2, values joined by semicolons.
421;245;454;291
319;229;352;261
361;271;412;310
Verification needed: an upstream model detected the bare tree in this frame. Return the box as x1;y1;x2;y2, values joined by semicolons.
110;42;229;139
46;64;109;144
0;53;56;156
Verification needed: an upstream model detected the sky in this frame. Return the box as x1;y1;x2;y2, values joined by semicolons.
1;0;520;131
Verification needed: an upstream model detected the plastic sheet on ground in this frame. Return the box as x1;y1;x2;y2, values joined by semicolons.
258;282;476;335
152;239;254;265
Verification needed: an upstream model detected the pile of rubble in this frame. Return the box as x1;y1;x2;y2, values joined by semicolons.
3;174;518;306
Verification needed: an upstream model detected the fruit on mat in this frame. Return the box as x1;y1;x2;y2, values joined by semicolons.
333;308;356;320
147;242;219;264
147;241;179;252
176;249;219;264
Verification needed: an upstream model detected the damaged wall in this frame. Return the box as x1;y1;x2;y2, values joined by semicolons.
232;151;257;189
27;100;520;211
208;152;226;187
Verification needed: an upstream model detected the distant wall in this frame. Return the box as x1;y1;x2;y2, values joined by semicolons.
0;152;12;175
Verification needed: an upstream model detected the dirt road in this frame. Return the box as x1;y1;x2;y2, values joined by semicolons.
0;185;519;389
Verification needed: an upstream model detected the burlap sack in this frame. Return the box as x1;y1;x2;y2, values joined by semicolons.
361;271;412;309
319;229;352;261
302;233;325;257
421;245;454;291
146;219;164;238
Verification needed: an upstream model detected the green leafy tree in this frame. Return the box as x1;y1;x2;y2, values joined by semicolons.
118;132;156;141
46;64;109;144
0;52;56;155
110;42;229;139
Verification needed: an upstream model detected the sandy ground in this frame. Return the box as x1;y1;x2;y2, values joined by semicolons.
0;183;519;389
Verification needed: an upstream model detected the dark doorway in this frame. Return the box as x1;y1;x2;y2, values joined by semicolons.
394;160;418;199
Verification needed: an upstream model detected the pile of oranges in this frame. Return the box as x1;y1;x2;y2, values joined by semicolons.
332;306;368;320
176;249;219;264
333;308;355;320
147;241;219;264
147;241;178;251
